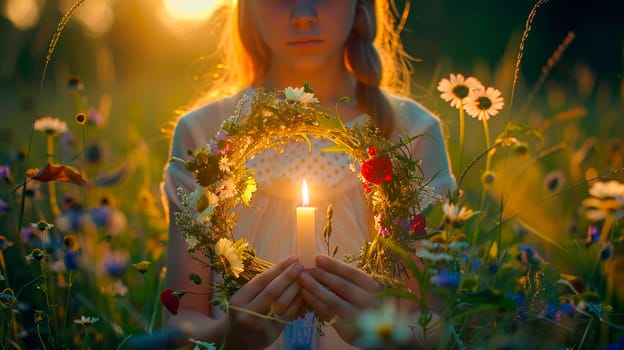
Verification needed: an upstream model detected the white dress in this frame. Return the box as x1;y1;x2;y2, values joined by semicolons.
162;87;455;349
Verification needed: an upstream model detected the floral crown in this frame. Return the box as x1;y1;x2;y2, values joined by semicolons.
172;85;438;300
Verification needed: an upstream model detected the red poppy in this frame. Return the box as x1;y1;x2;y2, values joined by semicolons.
367;145;378;156
410;214;427;237
361;157;392;184
160;289;180;315
27;163;88;186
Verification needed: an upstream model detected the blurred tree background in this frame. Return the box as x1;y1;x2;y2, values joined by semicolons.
0;0;622;177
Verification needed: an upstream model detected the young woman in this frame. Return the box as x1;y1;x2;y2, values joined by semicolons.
161;0;455;348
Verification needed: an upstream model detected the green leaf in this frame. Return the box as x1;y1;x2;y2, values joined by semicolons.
515;218;564;250
378;288;421;303
189;273;203;285
299;133;312;153
241;175;257;206
315;114;346;131
455;289;515;309
501;121;544;142
303;81;313;93
322;144;351;154
378;236;423;282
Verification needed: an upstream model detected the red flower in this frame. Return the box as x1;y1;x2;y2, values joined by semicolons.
367;146;378;156
362;183;373;193
410;214;427;237
361;157;393;184
160;289;180;315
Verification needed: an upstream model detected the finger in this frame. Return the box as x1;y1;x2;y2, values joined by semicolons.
298;270;356;318
278;295;304;322
271;280;301;315
231;256;299;305
316;255;379;292
247;261;304;312
310;265;378;310
298;287;335;322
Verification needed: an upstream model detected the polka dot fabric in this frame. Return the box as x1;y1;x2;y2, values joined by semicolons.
247;137;356;194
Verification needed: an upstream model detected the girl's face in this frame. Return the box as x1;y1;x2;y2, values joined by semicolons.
249;0;358;74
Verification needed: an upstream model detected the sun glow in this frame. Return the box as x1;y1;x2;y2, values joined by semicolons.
3;0;41;30
162;0;221;21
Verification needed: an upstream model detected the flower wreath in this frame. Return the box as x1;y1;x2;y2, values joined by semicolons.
173;86;437;301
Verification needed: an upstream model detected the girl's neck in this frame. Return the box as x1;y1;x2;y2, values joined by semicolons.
256;65;364;122
254;66;357;108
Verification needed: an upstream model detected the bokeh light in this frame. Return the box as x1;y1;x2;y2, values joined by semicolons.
59;0;115;38
162;0;221;21
2;0;42;30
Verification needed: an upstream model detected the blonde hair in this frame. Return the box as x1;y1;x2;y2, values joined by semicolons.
190;0;413;136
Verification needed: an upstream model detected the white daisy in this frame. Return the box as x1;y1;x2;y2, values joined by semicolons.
464;87;505;121
218;156;233;173
185;235;200;250
415;249;454;262
215;238;244;278
34;116;68;135
217;179;237;200
442;202;478;225
190;188;218;221
437;74;484;109
74;315;99;326
589;180;624;200
355;301;411;348
284;87;319;104
582;180;624;221
189;338;217;350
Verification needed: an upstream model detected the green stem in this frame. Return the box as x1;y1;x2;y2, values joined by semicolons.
46;134;61;217
36;323;48;350
0;252;7;288
228;305;290;325
470;187;489;249
81;328;89;350
62;271;74;338
458;104;465;171
40;259;57;348
72;90;84;113
598;214;613;245
148;269;166;333
482;119;492;172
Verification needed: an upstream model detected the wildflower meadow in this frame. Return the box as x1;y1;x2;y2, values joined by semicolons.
0;0;623;349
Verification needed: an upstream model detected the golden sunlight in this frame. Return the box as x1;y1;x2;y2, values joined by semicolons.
162;0;221;21
2;0;41;30
59;0;114;38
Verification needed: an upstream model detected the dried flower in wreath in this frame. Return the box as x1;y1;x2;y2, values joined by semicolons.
171;86;438;304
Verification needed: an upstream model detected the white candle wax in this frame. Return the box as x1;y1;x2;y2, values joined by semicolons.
296;179;316;268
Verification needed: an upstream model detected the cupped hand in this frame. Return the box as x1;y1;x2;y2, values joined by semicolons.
297;254;381;344
225;256;304;349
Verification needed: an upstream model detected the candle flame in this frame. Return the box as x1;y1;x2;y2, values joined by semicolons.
301;179;309;206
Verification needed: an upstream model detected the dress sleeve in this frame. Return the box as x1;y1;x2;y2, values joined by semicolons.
162;115;202;213
392;97;457;199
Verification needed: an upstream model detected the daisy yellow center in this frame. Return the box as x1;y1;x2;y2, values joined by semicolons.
452;85;469;99
547;177;560;192
220;255;234;272
476;97;492;110
376;323;393;339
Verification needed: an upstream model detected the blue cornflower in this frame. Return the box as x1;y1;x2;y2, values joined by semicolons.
431;269;461;288
0;165;12;184
0;199;9;215
606;335;624;350
586;225;600;246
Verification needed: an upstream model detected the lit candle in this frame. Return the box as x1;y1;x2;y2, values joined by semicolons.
296;179;316;268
